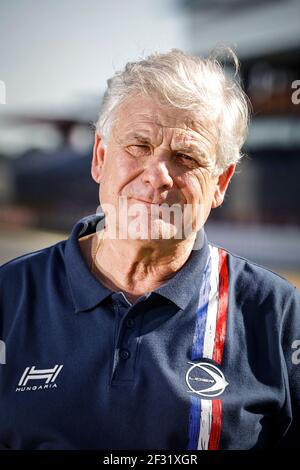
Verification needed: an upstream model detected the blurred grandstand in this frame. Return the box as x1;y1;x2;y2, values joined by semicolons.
0;0;299;283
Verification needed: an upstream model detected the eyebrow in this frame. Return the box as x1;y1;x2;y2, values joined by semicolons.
130;133;196;151
172;142;207;160
128;132;208;160
130;133;152;144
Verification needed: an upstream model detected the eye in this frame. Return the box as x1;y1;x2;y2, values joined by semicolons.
176;153;197;164
127;145;150;156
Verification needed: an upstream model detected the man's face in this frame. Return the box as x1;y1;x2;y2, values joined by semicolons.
92;94;234;241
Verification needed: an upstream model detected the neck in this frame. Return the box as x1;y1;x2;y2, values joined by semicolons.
81;229;197;299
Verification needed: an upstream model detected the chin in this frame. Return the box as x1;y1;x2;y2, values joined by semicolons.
127;219;183;241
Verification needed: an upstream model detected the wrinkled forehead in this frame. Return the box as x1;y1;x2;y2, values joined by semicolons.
111;94;218;145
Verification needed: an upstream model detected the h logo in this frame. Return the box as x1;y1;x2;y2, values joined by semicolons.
18;365;63;386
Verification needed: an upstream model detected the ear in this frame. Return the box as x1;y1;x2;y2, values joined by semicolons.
91;133;106;184
212;164;236;209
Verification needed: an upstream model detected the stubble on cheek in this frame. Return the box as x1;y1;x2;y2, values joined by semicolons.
177;169;216;232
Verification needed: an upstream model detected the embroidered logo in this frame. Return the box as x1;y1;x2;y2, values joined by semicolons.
186;361;228;398
16;365;63;392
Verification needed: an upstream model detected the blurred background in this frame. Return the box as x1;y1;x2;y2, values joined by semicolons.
0;0;299;287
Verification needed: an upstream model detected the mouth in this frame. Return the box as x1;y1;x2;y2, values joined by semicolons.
129;197;157;205
129;197;177;207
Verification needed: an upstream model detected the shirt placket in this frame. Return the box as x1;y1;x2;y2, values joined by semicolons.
110;292;144;384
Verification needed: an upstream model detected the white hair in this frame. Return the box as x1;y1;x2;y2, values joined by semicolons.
95;48;250;175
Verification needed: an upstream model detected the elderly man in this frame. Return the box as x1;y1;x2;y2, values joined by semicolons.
0;49;299;451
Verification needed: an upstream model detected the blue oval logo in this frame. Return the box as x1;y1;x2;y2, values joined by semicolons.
186;362;228;398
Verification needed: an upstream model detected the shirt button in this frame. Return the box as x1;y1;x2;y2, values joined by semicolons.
125;318;135;328
119;348;131;360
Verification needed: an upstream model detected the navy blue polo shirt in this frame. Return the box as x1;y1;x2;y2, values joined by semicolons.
0;214;299;450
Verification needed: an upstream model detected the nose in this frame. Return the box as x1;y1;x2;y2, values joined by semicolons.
141;159;173;191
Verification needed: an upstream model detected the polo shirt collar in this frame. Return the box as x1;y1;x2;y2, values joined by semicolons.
65;214;112;313
65;213;210;312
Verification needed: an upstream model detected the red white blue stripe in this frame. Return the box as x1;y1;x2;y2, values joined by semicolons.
187;245;229;450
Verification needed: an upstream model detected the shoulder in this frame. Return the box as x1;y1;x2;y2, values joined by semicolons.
209;242;298;308
0;239;67;288
0;240;68;334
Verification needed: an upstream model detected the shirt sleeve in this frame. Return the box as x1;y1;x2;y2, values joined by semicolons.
279;286;300;448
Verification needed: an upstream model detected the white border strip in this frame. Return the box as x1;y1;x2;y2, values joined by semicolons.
202;245;219;360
